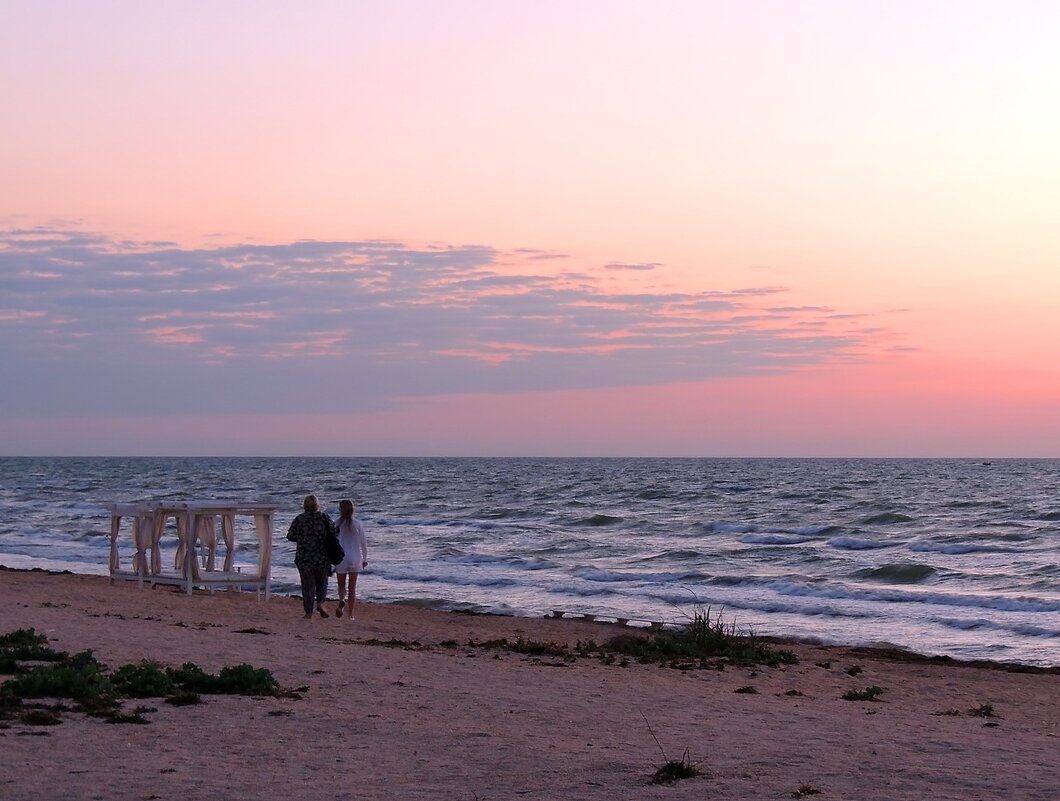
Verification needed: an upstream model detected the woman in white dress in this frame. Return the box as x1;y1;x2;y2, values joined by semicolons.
334;499;368;620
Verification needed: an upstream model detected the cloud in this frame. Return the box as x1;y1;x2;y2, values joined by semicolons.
604;261;661;271
0;227;898;417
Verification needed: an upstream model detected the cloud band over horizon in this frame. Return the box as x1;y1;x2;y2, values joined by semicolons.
0;227;896;419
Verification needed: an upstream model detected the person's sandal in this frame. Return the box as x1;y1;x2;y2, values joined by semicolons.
337;599;345;616
317;606;329;619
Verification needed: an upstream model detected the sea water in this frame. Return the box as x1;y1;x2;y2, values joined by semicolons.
0;457;1057;666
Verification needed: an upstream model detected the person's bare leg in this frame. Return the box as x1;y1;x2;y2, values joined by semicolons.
347;573;359;618
336;572;347;615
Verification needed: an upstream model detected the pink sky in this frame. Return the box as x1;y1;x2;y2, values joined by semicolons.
1;1;1058;456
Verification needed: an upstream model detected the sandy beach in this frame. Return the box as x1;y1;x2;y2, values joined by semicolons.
1;568;1057;801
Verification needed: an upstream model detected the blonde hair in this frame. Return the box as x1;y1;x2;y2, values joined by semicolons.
338;499;355;525
303;494;319;513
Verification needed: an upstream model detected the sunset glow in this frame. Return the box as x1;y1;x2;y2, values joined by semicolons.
2;1;1058;455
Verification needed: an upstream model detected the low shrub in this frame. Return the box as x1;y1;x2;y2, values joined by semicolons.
0;629;289;727
0;629;66;663
164;662;279;696
1;651;110;705
112;662;176;698
842;685;885;702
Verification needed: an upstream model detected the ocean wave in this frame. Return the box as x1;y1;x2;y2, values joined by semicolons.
571;566;706;584
1038;511;1060;521
434;545;467;557
637;549;703;562
701;521;756;534
452;553;556;571
856;563;937;584
793;524;844;536
60;502;109;514
708;574;768;587
71;530;112;543
375;516;455;528
526;542;606;556
376;568;520;590
388;597;497;614
766;580;1060;613
976;529;1038;542
574;514;624;527
932;617;1060;639
543;582;623;599
459;520;507;531
644;588;868;619
908;541;1016;555
740;533;815;546
473;507;534;521
636;488;671;500
862;512;916;524
828;537;895;550
944;500;1008;509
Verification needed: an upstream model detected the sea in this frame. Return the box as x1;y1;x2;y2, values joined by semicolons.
1;457;1057;667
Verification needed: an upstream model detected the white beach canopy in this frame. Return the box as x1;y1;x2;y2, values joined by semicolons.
107;500;278;599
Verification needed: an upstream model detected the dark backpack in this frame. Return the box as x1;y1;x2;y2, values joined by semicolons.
325;522;344;565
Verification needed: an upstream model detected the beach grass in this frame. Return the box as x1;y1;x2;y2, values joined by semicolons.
596;606;799;668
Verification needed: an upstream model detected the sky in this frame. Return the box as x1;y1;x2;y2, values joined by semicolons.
1;0;1058;456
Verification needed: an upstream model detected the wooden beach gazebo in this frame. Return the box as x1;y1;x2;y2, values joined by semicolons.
106;500;278;599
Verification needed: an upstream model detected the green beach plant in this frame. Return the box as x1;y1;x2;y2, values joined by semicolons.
841;685;885;702
0;650;111;706
601;606;798;667
165;661;281;696
0;629;292;727
0;628;66;663
111;661;176;698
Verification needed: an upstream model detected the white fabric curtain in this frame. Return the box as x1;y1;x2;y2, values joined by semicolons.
150;510;166;575
109;514;121;572
221;514;235;573
133;513;153;575
174;515;190;576
254;513;272;578
198;515;217;572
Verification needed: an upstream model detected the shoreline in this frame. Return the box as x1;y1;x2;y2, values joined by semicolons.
2;568;1059;800
4;564;1056;674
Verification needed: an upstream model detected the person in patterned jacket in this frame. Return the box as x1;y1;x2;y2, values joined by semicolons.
286;494;337;619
